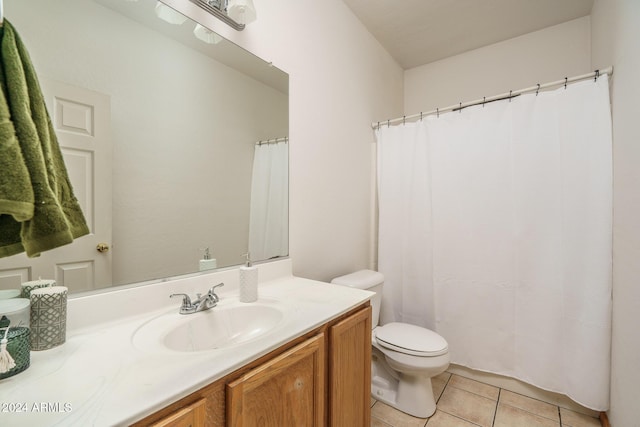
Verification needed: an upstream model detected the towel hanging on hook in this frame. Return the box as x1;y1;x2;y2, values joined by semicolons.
0;20;90;258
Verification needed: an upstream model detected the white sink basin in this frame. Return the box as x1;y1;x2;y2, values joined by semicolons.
133;299;285;353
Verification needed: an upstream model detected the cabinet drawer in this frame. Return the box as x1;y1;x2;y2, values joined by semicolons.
150;398;206;427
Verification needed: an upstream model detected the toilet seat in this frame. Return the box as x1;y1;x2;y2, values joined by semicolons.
375;322;448;357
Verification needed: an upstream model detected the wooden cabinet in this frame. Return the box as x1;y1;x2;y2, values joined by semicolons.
149;398;206;427
329;306;372;427
133;303;371;427
227;334;325;426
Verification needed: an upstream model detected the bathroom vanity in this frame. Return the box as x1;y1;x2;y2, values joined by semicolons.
0;259;373;426
134;303;371;426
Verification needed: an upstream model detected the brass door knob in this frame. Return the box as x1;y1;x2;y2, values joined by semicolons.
96;243;110;253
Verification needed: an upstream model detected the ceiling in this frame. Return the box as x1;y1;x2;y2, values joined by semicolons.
342;0;594;69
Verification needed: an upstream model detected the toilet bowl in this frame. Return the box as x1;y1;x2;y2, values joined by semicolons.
331;270;449;418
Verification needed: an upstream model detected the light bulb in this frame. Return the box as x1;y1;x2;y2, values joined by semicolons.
194;24;223;44
155;2;188;25
227;0;256;25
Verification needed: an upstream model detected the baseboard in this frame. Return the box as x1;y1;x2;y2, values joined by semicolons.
447;364;600;418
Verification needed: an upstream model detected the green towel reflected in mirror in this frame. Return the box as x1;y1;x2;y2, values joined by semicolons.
0;20;89;258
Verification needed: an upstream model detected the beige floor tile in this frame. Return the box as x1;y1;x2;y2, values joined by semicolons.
432;372;452;402
426;410;482;427
435;371;453;383
560;408;601;427
371;401;428;427
448;375;500;401
372;416;394;427
432;375;449;402
494;402;560;427
499;389;560;422
437;386;497;427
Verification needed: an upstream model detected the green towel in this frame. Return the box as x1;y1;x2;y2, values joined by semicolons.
0;49;34;222
0;20;89;258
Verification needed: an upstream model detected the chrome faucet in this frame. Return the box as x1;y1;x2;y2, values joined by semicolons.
170;283;225;314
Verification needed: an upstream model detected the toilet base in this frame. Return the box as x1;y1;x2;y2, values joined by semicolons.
371;349;438;418
371;373;436;418
372;374;398;406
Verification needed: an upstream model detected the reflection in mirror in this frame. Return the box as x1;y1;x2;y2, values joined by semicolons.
0;0;288;295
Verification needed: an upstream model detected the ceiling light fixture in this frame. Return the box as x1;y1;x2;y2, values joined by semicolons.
155;2;188;25
193;24;223;44
188;0;256;31
226;0;256;26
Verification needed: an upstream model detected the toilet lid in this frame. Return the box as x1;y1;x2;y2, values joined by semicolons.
375;322;448;357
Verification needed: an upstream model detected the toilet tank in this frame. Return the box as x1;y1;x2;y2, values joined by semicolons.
331;270;384;328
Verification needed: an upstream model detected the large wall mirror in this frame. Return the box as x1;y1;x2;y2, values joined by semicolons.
0;0;289;295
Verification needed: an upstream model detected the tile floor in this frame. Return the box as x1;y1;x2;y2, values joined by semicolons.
370;372;602;427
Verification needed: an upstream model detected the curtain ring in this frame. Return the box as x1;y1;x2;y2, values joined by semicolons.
509;90;512;102
483;96;486;107
387;119;390;128
437;108;439;118
536;84;540;96
377;121;380;131
420;112;423;121
564;77;568;89
595;69;600;82
459;102;462;113
403;115;406;126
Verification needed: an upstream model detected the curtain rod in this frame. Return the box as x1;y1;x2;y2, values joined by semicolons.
372;66;613;130
256;137;288;146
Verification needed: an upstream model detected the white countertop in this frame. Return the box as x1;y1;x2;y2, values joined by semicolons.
0;261;372;426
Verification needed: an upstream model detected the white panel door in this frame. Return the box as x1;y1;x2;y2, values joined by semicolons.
0;79;112;293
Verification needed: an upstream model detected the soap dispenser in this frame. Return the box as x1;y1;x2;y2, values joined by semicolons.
199;247;217;271
239;253;258;303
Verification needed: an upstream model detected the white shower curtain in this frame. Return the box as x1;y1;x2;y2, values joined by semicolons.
376;76;612;410
248;141;288;261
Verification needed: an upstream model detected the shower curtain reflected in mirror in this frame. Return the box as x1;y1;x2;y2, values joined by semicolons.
376;76;612;410
248;139;288;261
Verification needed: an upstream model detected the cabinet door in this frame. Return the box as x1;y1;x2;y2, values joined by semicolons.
329;306;372;426
150;398;206;427
227;334;325;427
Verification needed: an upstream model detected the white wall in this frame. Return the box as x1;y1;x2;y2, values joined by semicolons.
404;17;591;114
166;0;404;281
591;1;640;425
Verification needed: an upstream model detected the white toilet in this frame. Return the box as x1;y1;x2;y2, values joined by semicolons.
331;270;449;418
